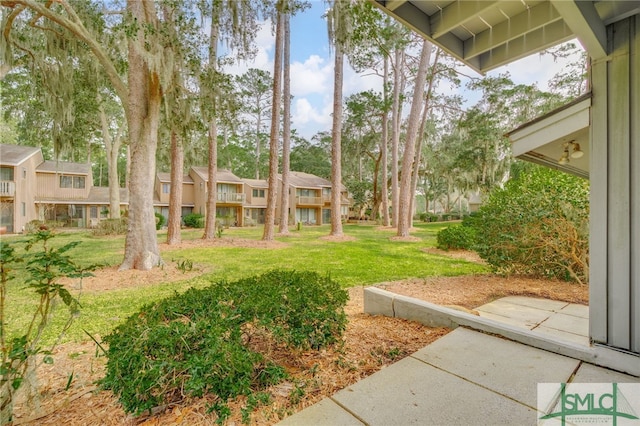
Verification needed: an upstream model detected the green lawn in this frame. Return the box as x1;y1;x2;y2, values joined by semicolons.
3;222;487;345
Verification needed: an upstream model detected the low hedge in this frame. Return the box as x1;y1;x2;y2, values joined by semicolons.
100;270;348;419
436;224;476;250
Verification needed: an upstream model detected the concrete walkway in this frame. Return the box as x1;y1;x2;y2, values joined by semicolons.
278;297;639;426
476;295;589;346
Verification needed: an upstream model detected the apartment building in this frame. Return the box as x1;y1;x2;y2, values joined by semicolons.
0;144;128;232
1;144;350;233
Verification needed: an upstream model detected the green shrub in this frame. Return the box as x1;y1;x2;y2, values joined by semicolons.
437;225;476;250
92;218;127;236
154;212;165;230
100;270;348;418
419;212;438;222
470;166;589;283
183;213;204;228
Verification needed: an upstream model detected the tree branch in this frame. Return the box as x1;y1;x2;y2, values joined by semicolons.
5;0;129;111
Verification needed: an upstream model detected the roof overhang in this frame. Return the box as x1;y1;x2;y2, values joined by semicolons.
370;1;639;74
507;94;591;179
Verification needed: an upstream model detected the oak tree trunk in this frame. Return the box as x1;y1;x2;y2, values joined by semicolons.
119;0;162;270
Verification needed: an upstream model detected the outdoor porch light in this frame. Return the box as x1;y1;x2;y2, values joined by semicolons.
558;144;570;165
570;142;584;159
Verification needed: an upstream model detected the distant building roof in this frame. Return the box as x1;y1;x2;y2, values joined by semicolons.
0;144;41;166
288;171;332;188
157;172;194;184
242;178;269;188
37;160;91;175
191;167;243;183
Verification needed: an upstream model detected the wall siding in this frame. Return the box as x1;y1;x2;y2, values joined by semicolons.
590;15;640;354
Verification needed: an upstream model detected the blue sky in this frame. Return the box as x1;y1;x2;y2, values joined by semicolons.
223;1;583;140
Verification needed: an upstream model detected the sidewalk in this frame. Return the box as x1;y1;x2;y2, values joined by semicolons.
475;295;589;346
278;297;639;426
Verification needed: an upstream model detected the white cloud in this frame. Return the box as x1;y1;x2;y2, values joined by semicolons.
293;97;330;126
290;55;332;96
488;39;584;90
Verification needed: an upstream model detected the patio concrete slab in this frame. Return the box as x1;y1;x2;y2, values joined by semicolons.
573;362;640;383
558;303;589;318
572;362;640;383
278;296;638;426
537;312;589;337
471;310;536;328
277;398;364;426
498;296;569;312
331;355;535;425
476;299;553;327
412;327;580;408
533;325;589;345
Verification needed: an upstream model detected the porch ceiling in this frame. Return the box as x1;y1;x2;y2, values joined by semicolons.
370;1;639;74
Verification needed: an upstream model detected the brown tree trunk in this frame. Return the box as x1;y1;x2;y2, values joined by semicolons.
397;40;432;237
167;130;183;245
203;4;220;240
98;100;122;219
119;0;161;270
390;48;403;227
381;54;390;226
330;44;344;236
262;8;284;241
204;119;218;239
278;10;291;234
409;49;440;220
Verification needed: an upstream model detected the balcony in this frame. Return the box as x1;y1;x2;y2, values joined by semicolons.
296;196;322;206
0;181;15;197
217;192;245;204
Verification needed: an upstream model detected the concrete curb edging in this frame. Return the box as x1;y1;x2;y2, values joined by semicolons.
364;287;640;377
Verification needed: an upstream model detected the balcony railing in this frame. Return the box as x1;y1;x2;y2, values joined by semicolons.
217;192;245;203
296;196;323;206
0;181;15;197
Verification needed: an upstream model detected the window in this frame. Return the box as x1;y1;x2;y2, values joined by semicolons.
90;206;98;219
296;208;316;224
252;189;265;197
218;183;235;193
73;176;85;189
1;167;14;181
21;202;26;217
60;176;85;189
297;188;315;197
60;176;72;188
162;183;170;194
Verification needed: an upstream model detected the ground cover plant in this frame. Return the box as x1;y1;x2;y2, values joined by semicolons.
101;270;347;421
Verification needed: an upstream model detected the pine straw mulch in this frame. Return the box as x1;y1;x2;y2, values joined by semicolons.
11;248;588;426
